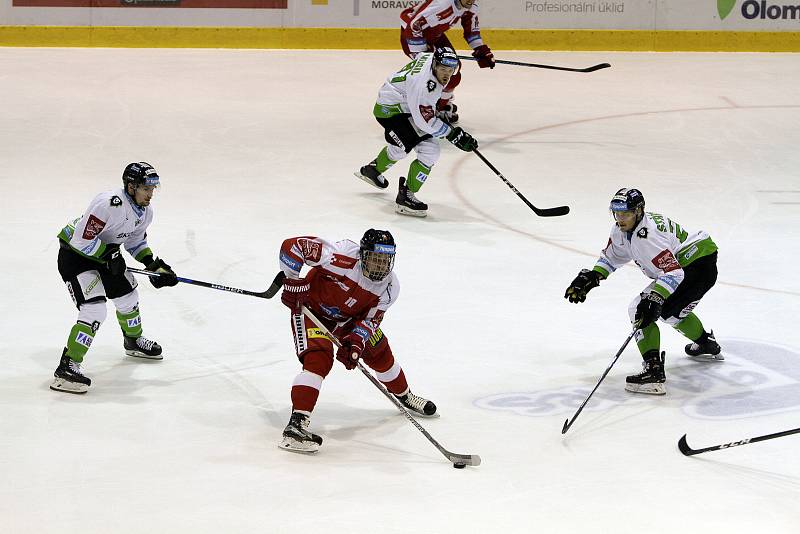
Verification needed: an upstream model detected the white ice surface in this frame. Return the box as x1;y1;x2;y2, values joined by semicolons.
1;49;799;534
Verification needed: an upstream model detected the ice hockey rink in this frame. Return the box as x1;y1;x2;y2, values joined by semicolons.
1;48;799;533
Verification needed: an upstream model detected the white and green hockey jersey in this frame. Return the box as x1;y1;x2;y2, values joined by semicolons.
594;212;718;299
57;188;154;263
373;52;453;139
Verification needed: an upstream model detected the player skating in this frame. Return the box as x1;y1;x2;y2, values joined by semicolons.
52;162;178;394
400;0;494;123
355;47;478;217
277;230;437;453
564;188;721;395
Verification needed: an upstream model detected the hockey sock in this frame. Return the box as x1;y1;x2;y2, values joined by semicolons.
636;323;660;356
291;370;324;412
116;308;143;338
374;361;409;396
405;159;432;193
375;147;397;174
65;321;96;363
673;312;705;341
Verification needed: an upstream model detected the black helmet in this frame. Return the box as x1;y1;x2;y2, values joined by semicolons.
123;162;160;191
610;188;645;212
433;46;459;70
359;229;396;282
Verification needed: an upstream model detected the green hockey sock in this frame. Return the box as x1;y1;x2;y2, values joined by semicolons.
65;321;96;363
406;159;432;193
375;147;397;174
674;312;705;341
116;308;143;338
636;323;661;355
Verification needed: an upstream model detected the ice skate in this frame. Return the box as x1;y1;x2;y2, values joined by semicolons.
685;331;723;361
124;335;163;360
354;160;389;190
50;348;91;394
279;411;323;453
625;351;666;395
395;390;438;417
395;177;428;217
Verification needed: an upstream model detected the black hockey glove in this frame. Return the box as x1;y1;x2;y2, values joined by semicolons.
144;257;178;288
564;269;602;303
105;245;126;277
634;292;665;329
446;127;478;152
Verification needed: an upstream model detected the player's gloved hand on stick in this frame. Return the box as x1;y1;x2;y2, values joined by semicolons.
144;257;178;288
564;269;602;303
336;329;367;370
446;127;478;152
106;245;126;276
634;291;664;329
472;45;495;69
280;276;310;313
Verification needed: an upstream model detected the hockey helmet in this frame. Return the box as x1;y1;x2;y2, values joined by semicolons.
610;188;645;212
433;47;459;70
123;162;160;191
360;229;396;282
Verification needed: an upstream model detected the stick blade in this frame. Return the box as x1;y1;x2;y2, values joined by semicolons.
264;271;286;298
678;434;697;456
449;454;481;467
584;63;611;72
535;205;570;217
561;419;570;435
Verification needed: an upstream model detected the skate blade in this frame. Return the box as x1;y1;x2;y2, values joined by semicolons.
688;353;725;362
50;377;89;394
395;204;427;218
125;349;164;361
354;171;389;190
625;383;666;395
278;437;320;454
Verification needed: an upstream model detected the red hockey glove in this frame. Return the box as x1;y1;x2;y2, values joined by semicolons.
280;276;310;313
472;45;495;69
336;327;368;370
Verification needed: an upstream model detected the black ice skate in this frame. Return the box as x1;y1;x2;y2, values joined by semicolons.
395;177;428;218
50;348;91;394
625;351;666;395
354;159;389;190
279;411;323;453
124;335;163;360
436;103;459;124
685;331;723;361
395;390;438;417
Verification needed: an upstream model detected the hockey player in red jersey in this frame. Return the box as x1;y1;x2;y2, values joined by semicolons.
400;0;495;123
277;229;437;453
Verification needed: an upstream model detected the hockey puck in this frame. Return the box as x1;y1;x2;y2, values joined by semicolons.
453;462;466;469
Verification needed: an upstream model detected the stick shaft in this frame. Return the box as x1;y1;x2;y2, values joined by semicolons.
457;55;610;73
127;267;284;299
679;427;800;456
562;329;637;434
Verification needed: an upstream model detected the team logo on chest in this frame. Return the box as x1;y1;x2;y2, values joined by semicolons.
637;228;649;239
427;80;436;92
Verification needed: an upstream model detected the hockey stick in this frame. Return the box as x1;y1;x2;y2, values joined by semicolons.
678;427;800;457
473;148;570;217
457;55;611;73
128;268;285;299
300;305;481;468
561;329;637;434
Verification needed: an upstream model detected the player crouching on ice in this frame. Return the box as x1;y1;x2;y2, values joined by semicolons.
564;188;722;395
52;162;178;394
355;47;478;218
278;230;437;453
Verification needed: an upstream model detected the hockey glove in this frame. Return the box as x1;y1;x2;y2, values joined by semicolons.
105;245;126;277
472;45;495;69
336;327;368;370
280;276;310;313
634;292;665;329
564;269;602;303
446;127;478;152
145;257;178;288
